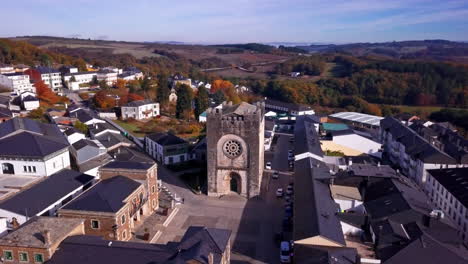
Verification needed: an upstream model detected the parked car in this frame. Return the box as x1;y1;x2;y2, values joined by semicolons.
272;171;279;179
266;162;272;170
276;188;284;197
280;241;291;263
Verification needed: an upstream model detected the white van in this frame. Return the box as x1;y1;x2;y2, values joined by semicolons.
280;241;291;263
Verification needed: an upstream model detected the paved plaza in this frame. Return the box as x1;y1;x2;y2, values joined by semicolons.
155;134;294;264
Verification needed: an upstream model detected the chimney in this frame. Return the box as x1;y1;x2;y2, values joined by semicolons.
42;230;51;246
207;253;214;264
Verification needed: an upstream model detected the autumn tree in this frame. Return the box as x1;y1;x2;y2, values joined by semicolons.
128;93;145;102
93;90;116;109
35;81;60;105
157;73;170;106
175;84;193;119
211;79;233;93
194;86;209;118
212;90;226;105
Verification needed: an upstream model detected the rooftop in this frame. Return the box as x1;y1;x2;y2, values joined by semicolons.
321;123;349;131
264;98;312;112
0;217;84;248
72;139;100;151
294;115;324;160
0;170;95;216
124;99;156;107
146;132;187;146
330;112;384;127
61;176;141;213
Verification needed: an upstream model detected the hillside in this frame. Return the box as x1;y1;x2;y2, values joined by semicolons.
296;40;468;63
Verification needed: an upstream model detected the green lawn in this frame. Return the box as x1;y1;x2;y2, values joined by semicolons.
113;120;146;137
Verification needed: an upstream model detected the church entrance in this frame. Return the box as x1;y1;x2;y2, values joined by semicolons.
229;172;241;194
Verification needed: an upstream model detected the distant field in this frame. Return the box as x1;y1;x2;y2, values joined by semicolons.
40;42;158;59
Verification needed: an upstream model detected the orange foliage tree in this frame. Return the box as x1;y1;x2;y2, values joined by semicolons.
94;90;116;109
35;81;60;105
128;93;145;102
211;80;233;93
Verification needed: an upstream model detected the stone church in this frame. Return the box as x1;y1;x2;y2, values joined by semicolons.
206;101;265;198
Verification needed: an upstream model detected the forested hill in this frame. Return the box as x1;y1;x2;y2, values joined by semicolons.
296;40;468;64
0;39;87;70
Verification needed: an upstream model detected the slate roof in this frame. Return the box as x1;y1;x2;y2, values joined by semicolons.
0;217;84;248
124;99;155;107
69;109;99;123
0;118;69;158
294;245;358;264
0;169;95;216
108;146;154;163
35;66;60;74
48;226;232;264
88;122;118;135
47;235;172;264
380;117;456;164
264;98;312;112
61;176;141;213
96;132;133;149
427;168;468;208
294;115;324;159
101;161;154;171
221;102;259;116
294;158;345;245
0;107;12;118
64;127;82;136
147;132;187;146
22;95;38;102
72;139;99;151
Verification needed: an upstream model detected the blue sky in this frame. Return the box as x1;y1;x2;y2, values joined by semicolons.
2;0;468;43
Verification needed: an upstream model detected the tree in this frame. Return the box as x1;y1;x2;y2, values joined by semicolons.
90;75;99;85
115;79;126;90
74;121;88;134
35;81;60;105
157;74;170;106
211;79;233;93
128;93;144;102
99;80;109;89
94;90;115;109
141;76;150;92
212;90;226;105
175;84;193;119
194;86;209;118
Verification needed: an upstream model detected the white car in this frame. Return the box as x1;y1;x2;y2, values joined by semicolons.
272;171;279;179
276;188;284;197
266;162;272;170
280;241;291;263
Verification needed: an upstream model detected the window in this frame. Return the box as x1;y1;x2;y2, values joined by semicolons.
151;185;155;193
32;166;36;173
121;214;126;225
152;199;156;208
34;253;44;263
19;252;28;262
122;230;127;240
3;250;13;261
91;220;100;229
23;166;27;172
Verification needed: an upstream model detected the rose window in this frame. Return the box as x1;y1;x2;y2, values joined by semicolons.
223;140;242;158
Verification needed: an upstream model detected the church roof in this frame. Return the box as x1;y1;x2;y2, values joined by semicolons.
222;102;258;116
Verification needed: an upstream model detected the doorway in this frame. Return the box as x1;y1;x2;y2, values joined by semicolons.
229;172;241;194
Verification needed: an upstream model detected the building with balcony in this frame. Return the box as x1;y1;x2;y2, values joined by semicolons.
121;100;160;120
0;72;36;95
58;176;153;241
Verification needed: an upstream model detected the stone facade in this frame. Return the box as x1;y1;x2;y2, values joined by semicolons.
206;102;265;198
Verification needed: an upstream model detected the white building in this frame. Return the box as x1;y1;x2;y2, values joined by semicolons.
0;118;71;177
63;72;97;89
426;168;468;244
0;65;15;74
35;66;63;91
121;100;160;120
0;73;35;95
97;70;118;86
264;98;314;116
63;127;86;145
102;66;122;74
19;92;40;111
145;133;190;165
380;117;458;186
